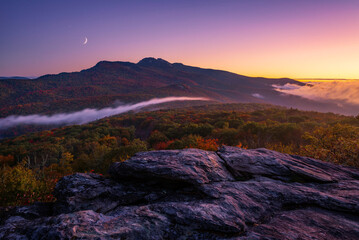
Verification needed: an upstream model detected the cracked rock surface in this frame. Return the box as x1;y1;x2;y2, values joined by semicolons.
1;146;359;239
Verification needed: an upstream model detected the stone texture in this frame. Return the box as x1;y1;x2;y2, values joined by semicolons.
1;147;359;240
217;146;359;182
109;148;235;184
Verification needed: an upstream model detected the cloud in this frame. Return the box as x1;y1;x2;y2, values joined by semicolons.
273;81;359;105
272;84;302;90
252;93;264;99
0;97;209;130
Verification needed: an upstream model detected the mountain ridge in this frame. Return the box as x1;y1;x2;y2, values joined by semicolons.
0;57;356;117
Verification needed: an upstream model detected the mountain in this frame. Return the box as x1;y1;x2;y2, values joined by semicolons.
0;57;356;117
0;76;30;80
1;147;359;239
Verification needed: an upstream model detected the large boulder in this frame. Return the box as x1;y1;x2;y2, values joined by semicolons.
217;146;359;182
109;148;235;184
1;147;359;239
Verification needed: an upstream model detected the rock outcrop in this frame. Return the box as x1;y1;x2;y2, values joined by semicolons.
1;146;359;239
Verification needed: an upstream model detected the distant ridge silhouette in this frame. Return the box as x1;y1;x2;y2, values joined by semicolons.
0;58;357;116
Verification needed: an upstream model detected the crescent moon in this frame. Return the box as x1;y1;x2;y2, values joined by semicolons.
83;37;88;45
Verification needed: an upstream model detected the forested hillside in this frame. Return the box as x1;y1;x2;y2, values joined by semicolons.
3;57;356;117
1;103;358;206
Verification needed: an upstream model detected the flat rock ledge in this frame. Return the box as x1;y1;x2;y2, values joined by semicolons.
1;146;359;240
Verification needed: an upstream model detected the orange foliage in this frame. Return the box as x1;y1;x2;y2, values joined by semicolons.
99;135;117;147
194;138;219;151
121;137;129;146
0;155;14;166
235;142;247;149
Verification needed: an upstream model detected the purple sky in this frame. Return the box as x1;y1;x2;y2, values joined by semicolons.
1;0;359;78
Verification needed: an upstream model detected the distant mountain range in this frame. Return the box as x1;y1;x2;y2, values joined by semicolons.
0;76;31;80
0;57;356;117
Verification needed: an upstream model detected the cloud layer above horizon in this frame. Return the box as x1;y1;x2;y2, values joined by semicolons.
273;81;359;105
0;97;209;130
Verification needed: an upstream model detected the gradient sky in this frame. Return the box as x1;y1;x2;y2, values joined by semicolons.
1;0;359;79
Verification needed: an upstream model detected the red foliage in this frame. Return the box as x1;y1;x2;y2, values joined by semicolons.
154;140;174;150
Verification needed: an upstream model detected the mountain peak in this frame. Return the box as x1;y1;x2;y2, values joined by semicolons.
137;57;172;68
88;60;135;72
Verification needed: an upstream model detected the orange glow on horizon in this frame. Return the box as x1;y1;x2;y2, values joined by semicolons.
2;1;358;80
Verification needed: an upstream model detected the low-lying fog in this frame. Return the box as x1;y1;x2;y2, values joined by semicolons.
0;97;209;130
273;80;359;107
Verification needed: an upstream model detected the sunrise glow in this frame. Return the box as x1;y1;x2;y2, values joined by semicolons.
1;0;359;79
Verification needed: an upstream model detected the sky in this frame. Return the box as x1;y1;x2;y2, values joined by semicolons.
1;0;359;79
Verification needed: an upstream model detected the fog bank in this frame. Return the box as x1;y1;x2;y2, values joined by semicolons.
273;81;359;105
0;97;209;130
